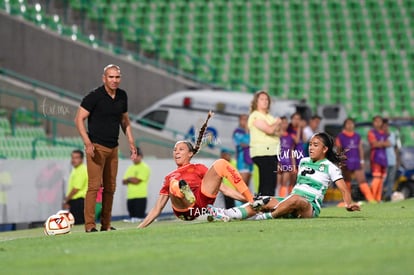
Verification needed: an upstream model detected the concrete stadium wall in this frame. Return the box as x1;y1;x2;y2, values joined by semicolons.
0;11;197;114
0;158;226;226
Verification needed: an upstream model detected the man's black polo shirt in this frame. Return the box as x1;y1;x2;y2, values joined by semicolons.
80;85;128;148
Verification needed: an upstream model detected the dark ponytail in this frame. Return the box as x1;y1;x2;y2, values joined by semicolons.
178;111;214;156
193;111;213;155
312;132;346;168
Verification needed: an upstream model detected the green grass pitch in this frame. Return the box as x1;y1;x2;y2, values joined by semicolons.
0;199;413;275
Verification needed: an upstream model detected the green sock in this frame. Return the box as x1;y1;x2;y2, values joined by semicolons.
239;207;248;219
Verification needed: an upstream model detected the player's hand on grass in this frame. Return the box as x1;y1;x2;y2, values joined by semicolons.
346;203;361;212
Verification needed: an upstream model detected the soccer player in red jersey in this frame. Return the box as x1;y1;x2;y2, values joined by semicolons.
138;112;253;228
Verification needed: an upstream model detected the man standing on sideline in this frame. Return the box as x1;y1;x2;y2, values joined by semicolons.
75;64;138;232
63;149;88;225
122;147;151;223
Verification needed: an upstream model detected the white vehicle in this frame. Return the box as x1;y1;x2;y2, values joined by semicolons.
133;90;346;155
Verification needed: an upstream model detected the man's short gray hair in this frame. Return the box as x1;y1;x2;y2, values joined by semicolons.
103;64;121;75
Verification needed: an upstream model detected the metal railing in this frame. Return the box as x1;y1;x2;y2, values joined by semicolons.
0;68;83;102
0;88;39;114
10;108;74;139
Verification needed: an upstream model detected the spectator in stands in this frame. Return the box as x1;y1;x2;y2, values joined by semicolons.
63;149;88;225
75;64;138;232
122;147;151;223
368;115;390;202
335;118;376;204
382;119;399;201
232;114;253;187
138;112;253;228
277;116;296;197
248;90;281;196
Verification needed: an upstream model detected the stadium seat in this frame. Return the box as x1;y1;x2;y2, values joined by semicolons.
5;0;414;127
400;127;414;146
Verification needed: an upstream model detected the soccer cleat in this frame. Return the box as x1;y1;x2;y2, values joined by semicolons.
206;204;230;222
250;195;272;211
179;180;195;204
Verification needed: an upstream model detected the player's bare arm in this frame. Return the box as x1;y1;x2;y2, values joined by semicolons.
335;179;361;212
138;195;169;228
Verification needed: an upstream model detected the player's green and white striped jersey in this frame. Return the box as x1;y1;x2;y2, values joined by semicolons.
293;157;343;204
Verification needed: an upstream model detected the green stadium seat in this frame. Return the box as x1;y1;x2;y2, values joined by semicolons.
86;1;105;21
7;0;414;123
68;0;86;11
400;127;414;146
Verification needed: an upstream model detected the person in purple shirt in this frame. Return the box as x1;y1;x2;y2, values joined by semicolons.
368;115;390;202
336;118;376;204
277;117;296;197
287;112;306;186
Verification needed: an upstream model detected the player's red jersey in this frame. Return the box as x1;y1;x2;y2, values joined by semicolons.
160;163;208;196
160;163;217;221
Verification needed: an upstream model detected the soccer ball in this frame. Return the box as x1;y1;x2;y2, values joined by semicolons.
56;210;75;227
44;214;71;236
391;191;405;202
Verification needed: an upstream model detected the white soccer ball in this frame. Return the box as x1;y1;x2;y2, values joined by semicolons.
44;214;71;236
391;191;405;202
56;210;75;227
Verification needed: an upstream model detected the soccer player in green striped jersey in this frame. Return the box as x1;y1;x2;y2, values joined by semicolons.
208;132;361;221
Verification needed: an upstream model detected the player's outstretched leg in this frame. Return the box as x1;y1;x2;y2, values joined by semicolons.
271;195;313;219
207;197;271;221
211;159;254;202
207;204;252;221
